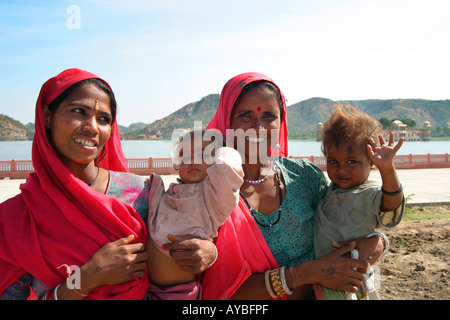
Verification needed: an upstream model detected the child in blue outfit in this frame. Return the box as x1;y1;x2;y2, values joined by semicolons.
314;104;405;300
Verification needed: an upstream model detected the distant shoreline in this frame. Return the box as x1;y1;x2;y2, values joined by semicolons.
2;137;450;142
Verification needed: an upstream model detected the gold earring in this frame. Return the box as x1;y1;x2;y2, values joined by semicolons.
94;98;99;110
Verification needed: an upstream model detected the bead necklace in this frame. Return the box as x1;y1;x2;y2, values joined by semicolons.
240;168;283;228
243;160;274;184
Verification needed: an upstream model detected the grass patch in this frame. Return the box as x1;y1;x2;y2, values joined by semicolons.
402;193;450;221
403;205;450;221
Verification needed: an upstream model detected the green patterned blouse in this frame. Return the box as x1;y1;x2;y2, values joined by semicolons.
250;158;328;267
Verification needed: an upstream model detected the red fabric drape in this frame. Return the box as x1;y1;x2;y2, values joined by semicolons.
0;68;148;299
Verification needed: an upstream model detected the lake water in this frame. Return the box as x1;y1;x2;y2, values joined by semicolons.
1;140;449;161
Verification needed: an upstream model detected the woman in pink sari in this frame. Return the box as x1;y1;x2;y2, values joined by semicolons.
202;72;384;299
0;68;214;300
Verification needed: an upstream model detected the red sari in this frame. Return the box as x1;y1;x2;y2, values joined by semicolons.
203;72;289;299
0;68;149;299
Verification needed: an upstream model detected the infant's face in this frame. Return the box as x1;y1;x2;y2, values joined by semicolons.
324;139;372;189
178;140;214;184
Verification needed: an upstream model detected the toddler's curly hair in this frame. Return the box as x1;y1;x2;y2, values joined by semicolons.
321;103;382;156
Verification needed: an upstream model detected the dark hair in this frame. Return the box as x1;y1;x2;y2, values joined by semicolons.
47;78;117;123
234;80;284;121
321;103;382;156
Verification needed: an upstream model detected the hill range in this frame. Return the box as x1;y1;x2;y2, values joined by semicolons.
1;96;449;140
123;95;450;139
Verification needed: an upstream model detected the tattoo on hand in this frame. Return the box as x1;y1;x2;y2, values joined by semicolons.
322;267;336;276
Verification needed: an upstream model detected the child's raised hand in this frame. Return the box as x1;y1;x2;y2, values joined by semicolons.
367;132;403;170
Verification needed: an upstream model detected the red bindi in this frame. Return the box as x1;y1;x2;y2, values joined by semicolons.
256;107;261;111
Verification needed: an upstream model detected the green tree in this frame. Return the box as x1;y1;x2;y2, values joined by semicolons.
445;127;450;136
431;127;445;137
403;119;416;128
379;118;391;129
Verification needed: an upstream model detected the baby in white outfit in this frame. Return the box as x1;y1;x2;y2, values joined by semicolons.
147;129;244;287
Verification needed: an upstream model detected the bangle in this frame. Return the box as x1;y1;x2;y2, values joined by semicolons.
280;267;294;295
54;284;61;301
381;184;403;196
207;242;218;268
367;231;390;258
265;268;293;298
265;270;278;298
270;268;284;297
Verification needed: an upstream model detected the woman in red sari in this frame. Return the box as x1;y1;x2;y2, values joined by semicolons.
0;68;214;300
202;72;384;299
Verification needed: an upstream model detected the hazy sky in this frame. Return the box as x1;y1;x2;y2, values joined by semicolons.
1;0;449;126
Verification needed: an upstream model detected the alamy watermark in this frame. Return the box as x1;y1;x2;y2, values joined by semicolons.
66;5;81;30
170;121;281;167
58;264;82;289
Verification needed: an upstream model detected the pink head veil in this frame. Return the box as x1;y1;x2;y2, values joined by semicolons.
207;72;288;157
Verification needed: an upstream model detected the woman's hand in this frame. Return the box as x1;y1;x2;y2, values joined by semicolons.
56;235;148;299
292;242;368;293
80;235;148;292
162;234;216;274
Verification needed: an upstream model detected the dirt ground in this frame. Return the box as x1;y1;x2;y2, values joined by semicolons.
377;206;450;300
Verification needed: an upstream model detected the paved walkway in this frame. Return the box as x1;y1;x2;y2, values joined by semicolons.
1;168;450;206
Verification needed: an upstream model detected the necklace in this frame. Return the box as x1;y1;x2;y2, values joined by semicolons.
88;166;100;186
240;167;283;227
243;160;274;184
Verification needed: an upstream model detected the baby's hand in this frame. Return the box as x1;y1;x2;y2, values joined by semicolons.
367;132;403;171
